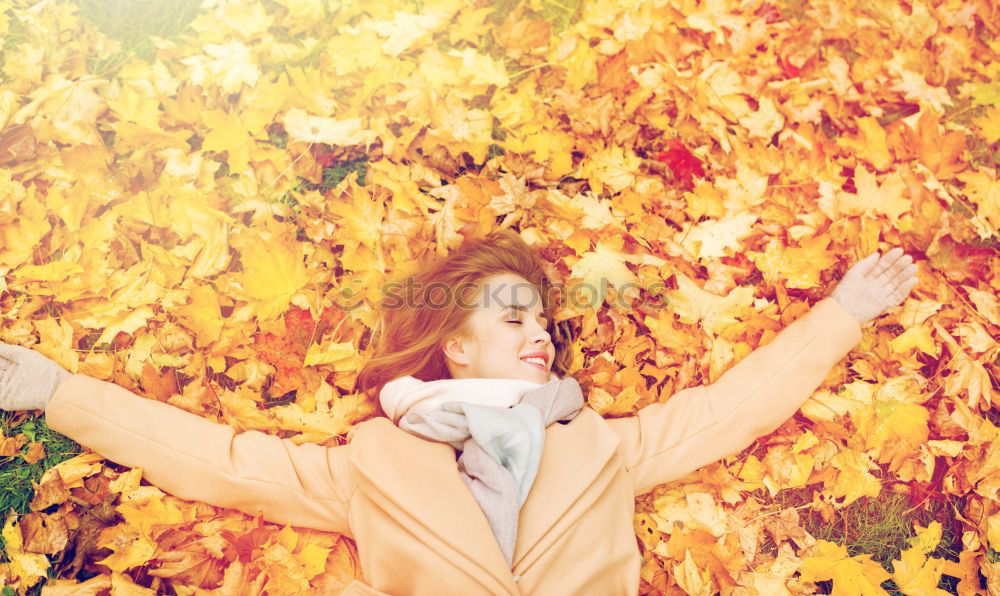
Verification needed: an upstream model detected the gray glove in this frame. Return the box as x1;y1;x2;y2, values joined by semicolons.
831;247;919;326
0;343;71;411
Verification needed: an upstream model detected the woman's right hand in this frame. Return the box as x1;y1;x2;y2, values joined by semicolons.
0;343;71;411
830;247;919;326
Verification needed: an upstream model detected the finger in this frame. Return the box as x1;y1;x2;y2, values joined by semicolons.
872;249;907;279
889;277;918;305
888;263;917;286
853;251;881;277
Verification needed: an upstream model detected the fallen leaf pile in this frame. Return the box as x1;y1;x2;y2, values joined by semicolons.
0;0;998;593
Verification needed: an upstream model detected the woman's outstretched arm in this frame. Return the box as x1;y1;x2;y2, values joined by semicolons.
603;248;918;497
1;344;355;536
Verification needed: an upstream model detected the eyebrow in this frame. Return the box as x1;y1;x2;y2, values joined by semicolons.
502;304;549;322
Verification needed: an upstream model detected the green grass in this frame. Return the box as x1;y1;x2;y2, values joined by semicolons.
752;485;965;594
75;0;203;75
0;412;83;564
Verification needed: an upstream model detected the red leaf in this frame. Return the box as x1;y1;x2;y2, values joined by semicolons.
654;139;705;190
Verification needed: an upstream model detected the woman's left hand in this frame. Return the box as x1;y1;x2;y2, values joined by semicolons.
830;247;919;326
0;343;71;411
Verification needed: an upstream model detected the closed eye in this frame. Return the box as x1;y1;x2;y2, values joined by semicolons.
507;320;522;325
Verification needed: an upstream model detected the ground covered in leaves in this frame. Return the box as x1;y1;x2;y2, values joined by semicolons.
0;0;998;594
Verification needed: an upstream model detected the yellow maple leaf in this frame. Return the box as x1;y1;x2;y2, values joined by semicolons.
0;513;50;589
297;542;333;580
428;93;495;164
973;105;1000;143
283;108;377;147
739;95;785;141
368;9;453;58
666;273;755;336
798;539;892;596
0;169;49;260
115;496;186;539
907;521;943;554
679;210;758;261
716;162;769;213
176;284;224;347
238;71;292;133
943;351;993;411
891;545;950;596
836;117;892;171
801;380;876;424
180;40;261;94
38;454;105;489
750;235;838;289
579;145;640;196
734;454;766;491
523;129;575;180
201;108;258;173
237;234;309;321
94;524;158;572
827;449;882;508
328;185;387;249
568;240;639;309
32;317;79;374
672;548;714;595
860;399;930;472
560;36;599;92
954;168;1000;239
855;167;912;223
110;571;156;594
107;82;162;130
889;323;939;357
762;442;816;493
304;340;359;370
22;76;107;145
988;511;1000;551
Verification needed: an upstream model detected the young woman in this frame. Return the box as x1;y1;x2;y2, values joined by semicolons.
0;230;917;595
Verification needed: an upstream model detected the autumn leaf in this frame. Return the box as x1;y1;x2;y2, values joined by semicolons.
236;233;309;321
798;540;892;596
568;240;639;308
1;0;995;592
654;139;706;191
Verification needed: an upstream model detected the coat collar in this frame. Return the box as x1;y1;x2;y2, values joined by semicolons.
347;407;621;593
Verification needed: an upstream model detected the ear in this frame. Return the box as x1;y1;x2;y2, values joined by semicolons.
441;333;471;367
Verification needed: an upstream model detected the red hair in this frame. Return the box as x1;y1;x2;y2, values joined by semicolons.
354;229;573;419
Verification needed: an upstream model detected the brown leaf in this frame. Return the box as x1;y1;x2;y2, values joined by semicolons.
148;546;223;588
32;572;112;594
0;433;28;456
30;468;71;512
762;506;808;548
22;441;45;464
19;511;69;554
905;107;968;180
140;362;180;403
493;8;551;59
0;124;38;166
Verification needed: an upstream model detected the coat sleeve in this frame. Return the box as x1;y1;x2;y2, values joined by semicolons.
44;374;356;536
603;296;863;497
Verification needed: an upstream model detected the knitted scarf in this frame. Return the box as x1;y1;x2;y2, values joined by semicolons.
378;373;585;567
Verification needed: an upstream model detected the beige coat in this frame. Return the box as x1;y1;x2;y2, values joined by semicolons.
44;297;861;595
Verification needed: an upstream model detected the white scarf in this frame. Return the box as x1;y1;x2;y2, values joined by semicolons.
379;373;558;427
378;372;582;567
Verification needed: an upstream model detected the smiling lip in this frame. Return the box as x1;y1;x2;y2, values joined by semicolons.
521;359;548;371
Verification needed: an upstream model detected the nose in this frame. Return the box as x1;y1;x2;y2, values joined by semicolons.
528;320;551;345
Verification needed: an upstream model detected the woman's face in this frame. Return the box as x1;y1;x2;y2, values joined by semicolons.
442;272;555;384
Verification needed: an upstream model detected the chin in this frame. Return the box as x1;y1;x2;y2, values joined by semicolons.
523;367;552;383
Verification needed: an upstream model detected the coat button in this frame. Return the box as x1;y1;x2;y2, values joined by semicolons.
513;574;521;582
